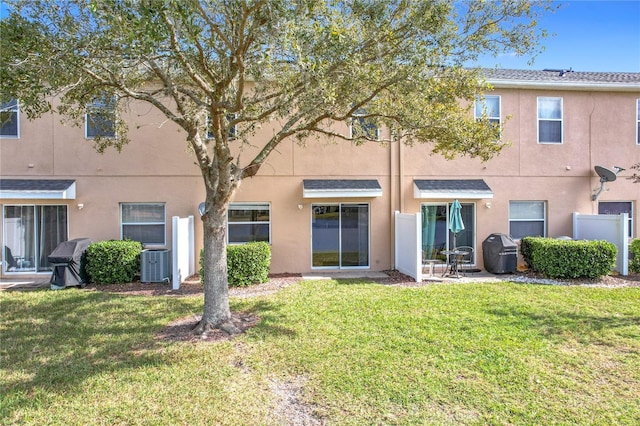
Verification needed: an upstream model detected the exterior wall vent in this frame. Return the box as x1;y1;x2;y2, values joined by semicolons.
140;249;171;283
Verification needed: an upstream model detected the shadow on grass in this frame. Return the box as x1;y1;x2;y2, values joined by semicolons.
0;289;293;420
487;306;640;342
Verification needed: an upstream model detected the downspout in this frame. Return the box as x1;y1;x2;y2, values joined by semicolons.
588;93;596;214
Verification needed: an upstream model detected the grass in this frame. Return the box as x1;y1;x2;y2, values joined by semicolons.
1;280;639;425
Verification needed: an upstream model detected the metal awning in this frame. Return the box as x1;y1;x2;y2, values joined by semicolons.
303;179;382;198
413;179;493;199
0;179;77;199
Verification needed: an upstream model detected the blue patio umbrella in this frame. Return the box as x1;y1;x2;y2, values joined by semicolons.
449;199;465;249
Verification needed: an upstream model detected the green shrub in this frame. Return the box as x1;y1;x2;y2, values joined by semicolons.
521;237;616;279
199;242;271;287
629;239;640;273
85;240;143;284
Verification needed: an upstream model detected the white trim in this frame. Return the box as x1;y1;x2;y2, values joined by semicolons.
636;99;640;145
0;99;20;139
303;188;383;198
227;202;271;244
120;202;166;246
413;186;493;200
489;79;640;92
0;182;76;200
537;96;563;144
310;202;371;270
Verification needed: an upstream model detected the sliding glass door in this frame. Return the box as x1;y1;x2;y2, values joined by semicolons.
312;203;369;268
3;205;68;272
421;202;475;261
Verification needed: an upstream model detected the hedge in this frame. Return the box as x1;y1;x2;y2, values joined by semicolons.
521;237;616;279
85;240;143;284
630;239;640;273
199;241;271;287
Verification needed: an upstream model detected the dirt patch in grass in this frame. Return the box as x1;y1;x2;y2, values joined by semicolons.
156;311;261;343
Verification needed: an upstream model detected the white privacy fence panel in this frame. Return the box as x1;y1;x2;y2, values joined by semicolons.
172;215;195;290
394;211;421;282
573;212;628;275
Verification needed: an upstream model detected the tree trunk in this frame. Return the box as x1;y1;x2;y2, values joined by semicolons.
193;191;234;334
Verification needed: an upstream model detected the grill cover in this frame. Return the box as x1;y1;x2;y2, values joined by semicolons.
48;238;91;288
482;233;518;274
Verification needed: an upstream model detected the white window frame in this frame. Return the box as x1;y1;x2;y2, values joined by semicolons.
475;95;501;124
350;108;380;141
310;202;371;270
2;204;69;273
0;98;20;139
509;201;547;240
598;201;634;238
475;95;501;140
120;203;166;247
636;99;640;145
227;202;271;244
85;95;117;139
537;97;563;144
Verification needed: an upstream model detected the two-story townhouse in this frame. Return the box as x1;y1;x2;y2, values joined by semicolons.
1;69;639;279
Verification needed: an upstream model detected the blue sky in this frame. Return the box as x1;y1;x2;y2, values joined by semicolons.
473;0;640;72
2;1;638;72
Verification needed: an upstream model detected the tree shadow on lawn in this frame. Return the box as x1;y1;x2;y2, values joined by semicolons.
487;306;640;342
1;291;293;420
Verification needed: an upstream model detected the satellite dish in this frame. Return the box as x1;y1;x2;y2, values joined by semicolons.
594;165;617;182
592;165;625;201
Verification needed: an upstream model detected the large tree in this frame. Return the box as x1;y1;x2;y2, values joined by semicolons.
1;0;551;333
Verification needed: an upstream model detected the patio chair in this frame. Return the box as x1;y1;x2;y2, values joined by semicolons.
422;249;444;277
453;246;474;276
3;246;18;271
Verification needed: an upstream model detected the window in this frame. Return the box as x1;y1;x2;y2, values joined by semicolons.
2;205;68;272
228;203;270;244
599;201;633;238
312;204;369;268
475;95;501;139
537;97;562;144
509;201;546;239
207;114;237;140
121;203;165;246
86;95;116;138
350;108;379;141
475;95;501;125
0;98;19;138
636;99;640;145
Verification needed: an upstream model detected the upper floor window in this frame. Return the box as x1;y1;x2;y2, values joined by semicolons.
509;201;546;240
86;95;116;139
599;201;633;238
0;99;19;138
636;99;639;145
350;108;379;141
537;97;562;144
228;203;270;244
207;114;237;140
475;95;501;139
120;203;166;246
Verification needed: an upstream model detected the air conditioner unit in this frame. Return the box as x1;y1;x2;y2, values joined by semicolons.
140;249;171;283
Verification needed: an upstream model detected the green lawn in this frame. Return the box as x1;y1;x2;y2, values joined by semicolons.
1;280;639;425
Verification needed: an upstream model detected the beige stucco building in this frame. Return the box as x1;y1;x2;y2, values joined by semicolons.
2;69;639;279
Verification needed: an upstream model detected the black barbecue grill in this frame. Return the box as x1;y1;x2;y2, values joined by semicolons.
482;233;518;274
48;238;91;289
